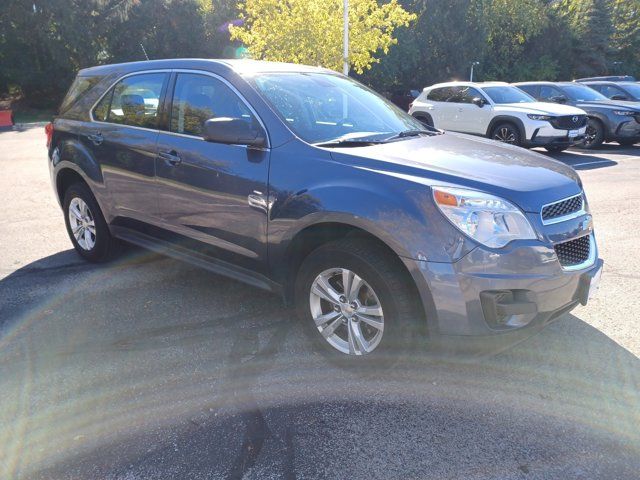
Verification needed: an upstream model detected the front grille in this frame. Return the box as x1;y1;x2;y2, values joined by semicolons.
541;194;583;222
554;235;591;267
550;115;587;130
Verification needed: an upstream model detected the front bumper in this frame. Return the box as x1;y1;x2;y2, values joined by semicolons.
524;123;587;148
402;230;602;349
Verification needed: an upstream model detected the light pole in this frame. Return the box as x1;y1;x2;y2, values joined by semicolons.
343;0;349;75
470;61;480;82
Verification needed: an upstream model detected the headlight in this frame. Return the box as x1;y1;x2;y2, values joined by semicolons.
433;187;537;248
527;114;553;121
613;110;636;116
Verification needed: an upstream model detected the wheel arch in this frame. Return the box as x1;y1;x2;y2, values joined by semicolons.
486;116;526;141
412;111;434;127
277;218;432;332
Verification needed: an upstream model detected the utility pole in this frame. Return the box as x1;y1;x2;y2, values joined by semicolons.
470;61;480;82
343;0;349;76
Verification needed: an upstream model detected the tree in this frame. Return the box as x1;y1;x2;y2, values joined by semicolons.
610;0;640;73
229;0;416;74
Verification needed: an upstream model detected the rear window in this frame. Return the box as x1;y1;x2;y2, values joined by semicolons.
59;75;102;115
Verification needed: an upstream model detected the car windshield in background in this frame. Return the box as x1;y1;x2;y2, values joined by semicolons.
562;84;609;102
246;72;425;144
482;86;535;104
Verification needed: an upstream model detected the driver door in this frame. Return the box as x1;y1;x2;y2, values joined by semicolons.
155;72;270;273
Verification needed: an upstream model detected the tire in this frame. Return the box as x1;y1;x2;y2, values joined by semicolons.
63;182;119;262
490;122;522;146
295;237;421;367
578;118;605;149
617;139;637;146
545;146;568;153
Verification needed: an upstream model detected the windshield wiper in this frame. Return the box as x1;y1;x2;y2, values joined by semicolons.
313;133;387;148
382;128;441;142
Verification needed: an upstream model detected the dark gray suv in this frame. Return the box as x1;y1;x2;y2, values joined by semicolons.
515;81;640;148
48;59;603;362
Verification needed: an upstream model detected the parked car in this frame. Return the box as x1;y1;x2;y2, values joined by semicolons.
574;75;636;82
578;80;640;102
47;59;602;363
387;89;421;111
514;81;640;148
408;81;587;152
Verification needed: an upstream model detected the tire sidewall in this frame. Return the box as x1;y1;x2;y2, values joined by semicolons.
580;118;605;149
63;183;112;262
295;245;413;366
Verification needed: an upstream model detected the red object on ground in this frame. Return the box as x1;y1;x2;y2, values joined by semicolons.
45;122;54;148
0;110;13;128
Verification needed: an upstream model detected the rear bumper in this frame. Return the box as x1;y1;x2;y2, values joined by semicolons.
402;236;603;347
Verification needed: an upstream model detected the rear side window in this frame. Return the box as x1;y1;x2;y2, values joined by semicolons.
59;76;102;115
170;73;254;137
427;87;452;102
93;73;168;128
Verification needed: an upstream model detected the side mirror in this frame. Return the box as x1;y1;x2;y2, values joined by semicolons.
611;94;628;101
472;97;485;107
203;117;267;148
550;95;568;104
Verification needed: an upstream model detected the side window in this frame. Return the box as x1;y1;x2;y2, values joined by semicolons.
539;85;563;101
93;73;168;128
517;85;538;98
427;87;450;102
446;86;465;103
600;85;625;99
458;87;484;104
170;73;254;137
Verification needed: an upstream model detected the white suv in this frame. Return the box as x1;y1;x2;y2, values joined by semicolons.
409;81;588;151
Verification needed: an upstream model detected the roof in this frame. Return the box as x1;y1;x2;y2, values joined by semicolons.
425;81;509;89
579;80;638;87
513;81;576;86
78;58;333;77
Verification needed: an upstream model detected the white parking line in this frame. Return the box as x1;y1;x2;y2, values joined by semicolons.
570;160;615;167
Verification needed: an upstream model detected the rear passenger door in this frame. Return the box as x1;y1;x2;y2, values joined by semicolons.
154;72;270;273
88;72;169;227
426;87;456;129
451;86;492;134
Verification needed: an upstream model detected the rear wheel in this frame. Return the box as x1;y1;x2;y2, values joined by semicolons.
490;122;522;146
295;237;421;366
578;118;605;149
63;182;119;262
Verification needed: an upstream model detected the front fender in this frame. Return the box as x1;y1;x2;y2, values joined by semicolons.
269;179;473;267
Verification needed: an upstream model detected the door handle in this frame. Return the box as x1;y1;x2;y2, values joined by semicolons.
158;150;182;166
87;133;103;146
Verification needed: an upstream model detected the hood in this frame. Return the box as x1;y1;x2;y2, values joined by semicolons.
329;132;581;213
496;102;586;116
575;99;640;112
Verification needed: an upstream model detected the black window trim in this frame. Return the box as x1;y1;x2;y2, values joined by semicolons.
89;68;270;148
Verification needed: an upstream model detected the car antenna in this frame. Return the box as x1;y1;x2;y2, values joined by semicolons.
140;43;150;61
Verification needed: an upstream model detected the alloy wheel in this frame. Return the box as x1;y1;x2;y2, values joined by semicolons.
309;268;384;355
68;197;96;251
493;127;517;144
583;125;597;147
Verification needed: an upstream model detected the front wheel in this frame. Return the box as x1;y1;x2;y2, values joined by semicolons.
490;122;522;147
63;182;120;262
578;118;605;149
295;237;421;366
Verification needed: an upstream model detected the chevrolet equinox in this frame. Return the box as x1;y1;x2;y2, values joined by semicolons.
47;59;603;363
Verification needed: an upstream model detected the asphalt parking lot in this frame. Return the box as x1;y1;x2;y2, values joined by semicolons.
1;126;639;479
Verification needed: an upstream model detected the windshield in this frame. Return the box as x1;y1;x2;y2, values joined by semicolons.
246;72;425;144
562;84;608;102
482;86;535;104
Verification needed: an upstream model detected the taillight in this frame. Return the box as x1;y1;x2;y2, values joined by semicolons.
45;122;54;148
